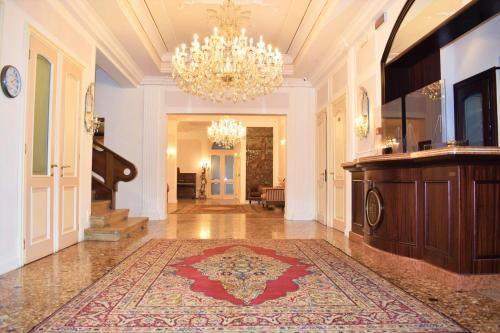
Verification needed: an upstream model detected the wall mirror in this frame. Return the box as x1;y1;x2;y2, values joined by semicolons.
405;80;446;152
386;0;474;64
355;87;370;138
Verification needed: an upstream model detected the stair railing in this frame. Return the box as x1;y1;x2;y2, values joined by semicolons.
92;139;137;209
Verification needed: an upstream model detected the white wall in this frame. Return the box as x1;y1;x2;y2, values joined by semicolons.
135;80;316;220
95;68;144;216
440;14;500;140
0;0;96;275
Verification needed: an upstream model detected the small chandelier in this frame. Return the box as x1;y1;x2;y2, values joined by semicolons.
207;119;246;148
171;0;284;103
421;81;442;101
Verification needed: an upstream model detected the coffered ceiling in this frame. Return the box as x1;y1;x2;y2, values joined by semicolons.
72;0;392;84
144;0;312;55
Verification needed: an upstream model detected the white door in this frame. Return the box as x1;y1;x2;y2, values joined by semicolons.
58;57;81;250
24;32;82;263
316;111;327;224
24;34;58;263
331;96;346;232
209;153;236;199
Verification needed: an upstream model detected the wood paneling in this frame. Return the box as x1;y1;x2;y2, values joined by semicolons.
351;176;364;236
473;182;500;260
421;166;459;272
424;182;451;254
345;155;500;274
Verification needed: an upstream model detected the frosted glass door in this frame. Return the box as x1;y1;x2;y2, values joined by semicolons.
224;155;234;196
24;34;58;264
464;94;484;146
211;155;221;196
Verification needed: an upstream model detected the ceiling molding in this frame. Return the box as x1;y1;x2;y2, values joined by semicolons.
125;0;168;58
286;0;328;61
308;0;394;86
59;0;144;86
116;0;163;69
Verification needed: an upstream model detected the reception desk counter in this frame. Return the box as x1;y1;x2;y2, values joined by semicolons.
343;147;500;274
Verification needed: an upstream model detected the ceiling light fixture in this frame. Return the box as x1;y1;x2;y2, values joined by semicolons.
207;119;246;148
171;0;284;103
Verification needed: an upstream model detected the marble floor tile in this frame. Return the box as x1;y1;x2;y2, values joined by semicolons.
0;203;498;332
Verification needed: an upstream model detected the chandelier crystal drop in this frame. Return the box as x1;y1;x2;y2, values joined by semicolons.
171;0;284;104
207;119;246;148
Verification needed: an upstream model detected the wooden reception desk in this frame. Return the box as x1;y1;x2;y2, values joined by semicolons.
343;147;500;274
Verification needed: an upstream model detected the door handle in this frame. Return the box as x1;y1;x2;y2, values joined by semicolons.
60;165;70;177
50;164;58;177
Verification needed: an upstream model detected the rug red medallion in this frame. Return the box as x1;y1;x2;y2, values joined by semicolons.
31;240;466;332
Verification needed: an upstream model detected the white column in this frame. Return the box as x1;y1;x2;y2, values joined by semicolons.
344;46;357;236
142;85;166;220
285;87;316;220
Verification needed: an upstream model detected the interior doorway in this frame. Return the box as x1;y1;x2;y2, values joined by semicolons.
24;31;83;263
166;114;287;213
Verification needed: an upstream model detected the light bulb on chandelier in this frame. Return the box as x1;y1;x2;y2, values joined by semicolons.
207;119;246;149
171;0;284;104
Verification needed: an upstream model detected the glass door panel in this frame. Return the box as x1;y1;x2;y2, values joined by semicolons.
210;155;221;195
224;155;234;196
464;93;484;146
32;55;52;176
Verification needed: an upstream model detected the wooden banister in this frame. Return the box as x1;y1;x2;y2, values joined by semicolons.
92;139;137;209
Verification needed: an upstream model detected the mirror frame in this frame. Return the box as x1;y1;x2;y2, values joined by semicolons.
380;0;416;68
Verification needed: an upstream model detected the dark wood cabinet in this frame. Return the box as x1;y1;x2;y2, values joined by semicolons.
346;149;500;274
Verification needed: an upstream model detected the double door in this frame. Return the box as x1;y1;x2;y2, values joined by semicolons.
24;32;82;263
210;153;236;199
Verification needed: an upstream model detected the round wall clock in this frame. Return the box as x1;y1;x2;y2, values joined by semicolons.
1;65;22;98
365;188;383;228
84;83;95;133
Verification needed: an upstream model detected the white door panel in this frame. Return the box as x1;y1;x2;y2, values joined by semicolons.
316;111;327;225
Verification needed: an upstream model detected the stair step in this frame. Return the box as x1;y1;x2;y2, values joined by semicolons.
91;200;112;216
84;217;148;242
90;208;129;228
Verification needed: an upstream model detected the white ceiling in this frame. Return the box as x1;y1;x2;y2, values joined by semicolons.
144;0;311;55
79;0;392;83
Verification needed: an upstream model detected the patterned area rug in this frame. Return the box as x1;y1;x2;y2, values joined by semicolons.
31;240;466;332
172;204;262;214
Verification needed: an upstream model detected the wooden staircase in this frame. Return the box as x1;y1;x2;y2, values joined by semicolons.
84;140;148;241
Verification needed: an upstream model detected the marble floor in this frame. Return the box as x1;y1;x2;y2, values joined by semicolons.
0;202;499;332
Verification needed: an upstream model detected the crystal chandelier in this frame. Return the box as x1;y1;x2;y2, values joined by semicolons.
207;119;246;148
171;0;284;103
421;81;442;101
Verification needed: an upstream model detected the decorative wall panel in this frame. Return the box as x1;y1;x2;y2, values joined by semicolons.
246;127;273;199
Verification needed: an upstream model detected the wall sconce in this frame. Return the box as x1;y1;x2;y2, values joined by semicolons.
280;139;286;145
167;147;177;157
355;87;370;138
355;115;369;138
200;159;210;169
